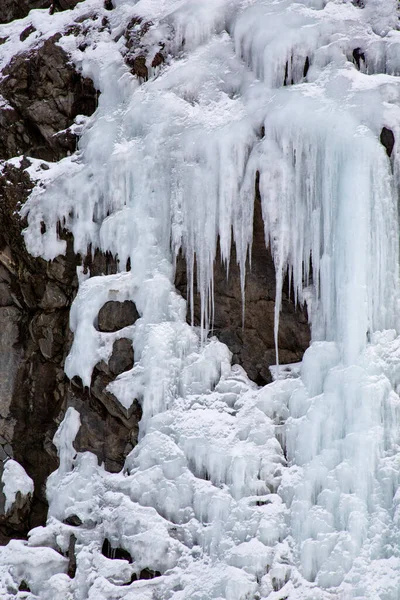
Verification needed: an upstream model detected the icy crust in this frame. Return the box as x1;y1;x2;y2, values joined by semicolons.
1;0;400;598
1;460;34;513
3;341;400;599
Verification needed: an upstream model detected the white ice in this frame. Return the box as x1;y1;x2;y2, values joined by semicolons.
1;460;34;513
1;0;400;598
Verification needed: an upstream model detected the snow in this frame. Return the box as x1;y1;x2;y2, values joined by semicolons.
1;0;400;598
1;460;34;513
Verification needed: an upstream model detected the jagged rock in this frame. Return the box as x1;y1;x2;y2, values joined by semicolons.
63;514;82;527
0;35;98;161
0;307;22;422
68;379;142;473
96;338;134;377
30;312;65;359
0;0;84;24
67;533;77;578
108;338;134;375
0;282;13;306
123;17;165;78
39;282;68;310
0;0;52;24
97;301;139;332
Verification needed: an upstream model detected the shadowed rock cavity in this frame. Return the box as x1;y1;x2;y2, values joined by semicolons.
380;127;395;157
102;538;132;563
352;47;365;70
175;174;311;386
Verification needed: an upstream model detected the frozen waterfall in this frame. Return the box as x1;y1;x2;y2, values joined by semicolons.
2;0;400;598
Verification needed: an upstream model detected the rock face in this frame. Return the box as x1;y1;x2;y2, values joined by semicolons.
0;35;98;161
175;191;310;385
0;0;84;24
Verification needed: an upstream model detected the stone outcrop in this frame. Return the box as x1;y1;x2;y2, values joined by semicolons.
0;0;84;25
0;35;98;161
97;301;139;333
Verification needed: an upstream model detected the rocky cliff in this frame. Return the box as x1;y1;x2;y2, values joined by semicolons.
0;0;309;544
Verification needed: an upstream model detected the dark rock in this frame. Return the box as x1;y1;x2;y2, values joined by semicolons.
127;55;148;80
132;568;162;581
0;36;98;161
57;0;83;8
102;538;132;562
303;56;310;78
39;282;68;310
90;372;139;426
380;126;395;158
352;47;365;70
70;379;142;473
19;25;36;42
0;0;52;24
67;533;77;578
30;312;65;359
151;52;164;68
18;580;30;592
0;485;33;537
0;0;85;23
104;0;114;9
0;282;13;306
108;338;134;375
97;300;139;332
83;248;118;277
63;514;82;526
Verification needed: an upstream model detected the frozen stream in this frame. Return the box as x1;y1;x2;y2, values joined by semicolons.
2;0;400;598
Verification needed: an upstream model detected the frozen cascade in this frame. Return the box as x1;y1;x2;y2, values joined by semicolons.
2;0;400;598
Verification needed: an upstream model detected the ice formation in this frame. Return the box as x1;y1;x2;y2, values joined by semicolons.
1;0;400;598
1;460;34;513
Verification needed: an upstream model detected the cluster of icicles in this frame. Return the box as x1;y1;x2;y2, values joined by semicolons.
2;0;400;598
